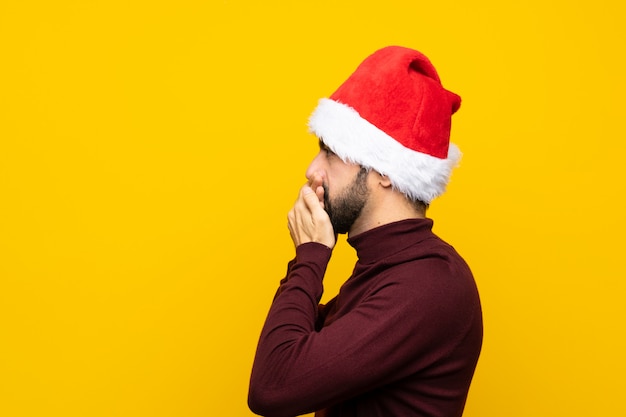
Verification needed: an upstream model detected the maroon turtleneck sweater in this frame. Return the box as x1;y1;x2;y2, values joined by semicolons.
249;219;482;417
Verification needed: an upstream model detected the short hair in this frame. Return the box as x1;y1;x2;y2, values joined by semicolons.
410;198;429;214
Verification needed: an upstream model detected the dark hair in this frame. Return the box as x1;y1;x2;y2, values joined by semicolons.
410;198;429;214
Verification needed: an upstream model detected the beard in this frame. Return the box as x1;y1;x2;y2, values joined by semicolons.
323;167;370;235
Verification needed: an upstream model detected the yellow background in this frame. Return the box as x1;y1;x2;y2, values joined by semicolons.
1;1;624;416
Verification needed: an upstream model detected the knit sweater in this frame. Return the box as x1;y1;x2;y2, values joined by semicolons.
249;218;482;417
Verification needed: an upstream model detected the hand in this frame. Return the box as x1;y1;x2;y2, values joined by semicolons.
287;178;336;250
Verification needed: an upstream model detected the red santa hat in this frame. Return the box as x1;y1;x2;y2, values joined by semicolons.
308;46;462;204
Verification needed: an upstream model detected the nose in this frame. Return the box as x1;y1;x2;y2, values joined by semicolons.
305;151;325;181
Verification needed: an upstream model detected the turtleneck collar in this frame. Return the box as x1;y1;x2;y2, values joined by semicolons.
347;218;435;264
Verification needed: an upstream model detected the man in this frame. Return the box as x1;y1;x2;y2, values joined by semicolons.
248;46;482;417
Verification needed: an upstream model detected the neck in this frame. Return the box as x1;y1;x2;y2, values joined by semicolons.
348;189;425;238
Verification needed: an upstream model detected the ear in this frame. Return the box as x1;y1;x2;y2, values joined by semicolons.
373;171;392;189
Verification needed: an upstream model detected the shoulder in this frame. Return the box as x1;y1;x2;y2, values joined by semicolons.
371;242;479;316
387;235;473;284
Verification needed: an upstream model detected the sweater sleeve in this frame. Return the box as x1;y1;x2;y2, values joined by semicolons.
248;242;332;416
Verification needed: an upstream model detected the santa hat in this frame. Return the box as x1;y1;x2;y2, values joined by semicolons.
308;46;462;205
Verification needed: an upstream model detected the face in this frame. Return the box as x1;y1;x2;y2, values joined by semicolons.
306;141;370;234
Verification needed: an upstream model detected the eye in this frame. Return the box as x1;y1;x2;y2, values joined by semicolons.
320;143;334;156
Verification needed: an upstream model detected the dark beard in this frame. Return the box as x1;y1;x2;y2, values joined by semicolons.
323;167;370;235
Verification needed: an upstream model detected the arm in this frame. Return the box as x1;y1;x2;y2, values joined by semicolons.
249;179;337;416
248;242;331;416
249;254;475;417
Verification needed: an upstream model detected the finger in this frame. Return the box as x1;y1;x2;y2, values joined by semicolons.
293;188;308;215
315;185;325;207
287;208;295;225
302;187;325;214
287;208;301;246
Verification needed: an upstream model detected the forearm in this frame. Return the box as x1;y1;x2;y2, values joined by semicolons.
249;243;331;416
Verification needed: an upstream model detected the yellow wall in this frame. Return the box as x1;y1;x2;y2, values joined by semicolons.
1;1;624;416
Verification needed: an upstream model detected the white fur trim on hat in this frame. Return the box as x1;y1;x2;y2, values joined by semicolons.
308;98;461;205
